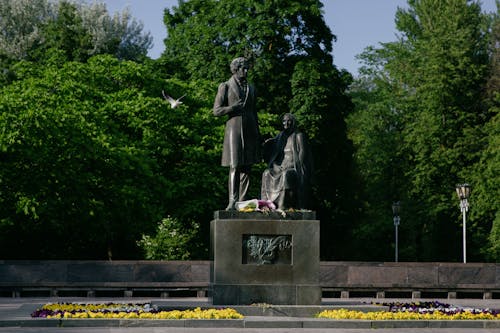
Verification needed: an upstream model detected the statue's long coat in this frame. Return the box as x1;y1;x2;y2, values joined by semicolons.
213;76;260;167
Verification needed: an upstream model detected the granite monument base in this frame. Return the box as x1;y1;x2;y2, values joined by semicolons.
210;211;320;305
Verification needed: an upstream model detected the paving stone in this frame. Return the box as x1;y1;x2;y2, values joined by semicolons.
302;319;371;328
428;320;488;328
244;318;303;328
185;319;244;328
371;320;429;328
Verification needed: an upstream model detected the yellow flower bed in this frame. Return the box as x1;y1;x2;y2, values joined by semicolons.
33;303;243;320
42;303;134;312
316;309;500;321
47;307;243;320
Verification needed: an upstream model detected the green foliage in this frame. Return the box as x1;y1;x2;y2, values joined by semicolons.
480;6;500;260
349;0;496;261
290;59;360;259
0;0;151;63
2;0;497;262
0;56;156;258
0;0;51;58
0;55;224;259
472;100;499;260
41;1;91;62
162;0;361;260
162;0;334;116
137;217;199;260
348;74;409;260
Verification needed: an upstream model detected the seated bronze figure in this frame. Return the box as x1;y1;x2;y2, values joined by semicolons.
261;113;312;210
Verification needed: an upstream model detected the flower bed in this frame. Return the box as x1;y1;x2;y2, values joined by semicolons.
31;303;243;319
31;301;500;321
317;301;500;320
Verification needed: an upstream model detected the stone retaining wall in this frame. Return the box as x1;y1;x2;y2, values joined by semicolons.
319;261;500;299
0;260;209;298
1;260;498;299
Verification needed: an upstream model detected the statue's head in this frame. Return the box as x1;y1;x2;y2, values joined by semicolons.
230;57;248;75
282;113;297;132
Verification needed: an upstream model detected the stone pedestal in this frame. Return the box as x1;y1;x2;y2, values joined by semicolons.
210;211;320;305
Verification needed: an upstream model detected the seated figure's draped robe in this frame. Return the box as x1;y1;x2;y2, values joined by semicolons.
261;129;311;209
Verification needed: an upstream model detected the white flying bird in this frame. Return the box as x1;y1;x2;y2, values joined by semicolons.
162;90;185;109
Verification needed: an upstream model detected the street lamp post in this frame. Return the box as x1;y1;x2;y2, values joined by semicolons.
455;184;471;264
392;201;401;262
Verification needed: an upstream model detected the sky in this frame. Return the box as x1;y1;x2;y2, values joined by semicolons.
101;0;498;76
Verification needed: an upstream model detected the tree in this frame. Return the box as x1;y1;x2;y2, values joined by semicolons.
348;57;410;260
0;0;52;59
349;0;493;261
79;2;153;61
137;217;199;260
162;0;334;116
289;60;360;259
40;1;93;62
473;105;499;260
473;2;500;260
0;0;152;63
0;55;223;259
161;0;360;259
0;56;158;258
396;0;490;261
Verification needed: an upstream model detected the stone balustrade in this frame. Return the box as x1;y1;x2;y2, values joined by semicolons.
0;260;498;299
0;260;209;298
320;261;500;300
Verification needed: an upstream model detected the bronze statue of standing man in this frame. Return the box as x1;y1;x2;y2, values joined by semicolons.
213;57;260;210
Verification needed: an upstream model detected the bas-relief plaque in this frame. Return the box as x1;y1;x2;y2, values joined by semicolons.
242;234;292;265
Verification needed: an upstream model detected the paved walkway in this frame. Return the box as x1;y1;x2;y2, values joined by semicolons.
1;297;499;332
